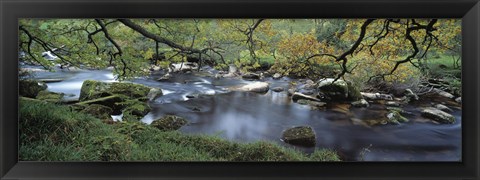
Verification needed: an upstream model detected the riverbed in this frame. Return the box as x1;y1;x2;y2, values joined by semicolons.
26;66;462;161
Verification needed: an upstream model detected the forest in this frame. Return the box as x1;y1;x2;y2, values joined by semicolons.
18;19;461;161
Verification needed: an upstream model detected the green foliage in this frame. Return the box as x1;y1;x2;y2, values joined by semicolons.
20;99;340;161
20;18;461;89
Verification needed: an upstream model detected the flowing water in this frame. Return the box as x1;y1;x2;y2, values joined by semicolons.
26;66;462;161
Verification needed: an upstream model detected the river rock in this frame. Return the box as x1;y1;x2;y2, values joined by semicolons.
156;73;171;81
122;100;151;117
35;90;65;103
386;110;409;124
455;97;461;103
317;78;361;101
385;101;401;107
433;88;455;99
287;88;296;96
169;62;198;73
147;88;163;101
404;89;419;101
361;92;394;101
151;115;188;131
19;79;47;98
435;104;453;113
272;87;285;92
351;99;369;108
229;82;269;93
81;104;113;120
292;92;321;102
79;80;152;101
296;99;327;108
281;126;316;147
76;95;124;114
272;73;282;79
421;107;456;124
228;64;238;74
36;78;64;83
242;73;261;80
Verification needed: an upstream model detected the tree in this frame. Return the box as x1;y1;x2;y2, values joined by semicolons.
19;18;460;83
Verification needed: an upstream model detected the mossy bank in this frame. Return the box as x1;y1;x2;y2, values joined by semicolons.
19;98;340;161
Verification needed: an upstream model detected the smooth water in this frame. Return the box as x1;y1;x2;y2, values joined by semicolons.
28;66;462;161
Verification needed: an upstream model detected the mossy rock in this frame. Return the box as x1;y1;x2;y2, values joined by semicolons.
386;110;409;124
281;126;316;147
151;115;188;131
317;78;349;101
81;104;113;120
346;81;362;101
76;95;125;114
421;107;455;124
35;90;64;103
19;79;47;98
79;80;152;101
122;100;151;117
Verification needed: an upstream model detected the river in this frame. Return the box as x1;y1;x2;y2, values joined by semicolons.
26;66;462;161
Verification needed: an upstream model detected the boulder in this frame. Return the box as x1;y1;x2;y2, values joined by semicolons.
156;73;171;81
385;101;401;107
229;82;269;93
151;115;188;131
122;100;151;117
75;95;124;114
228;64;238;74
272;73;282;79
19;79;47;98
433;88;455;99
421;107;456;124
455;97;461;104
147;88;163;101
79;80;152;101
35;90;65;103
242;73;261;80
346;81;362;101
292;92;321;102
386;107;414;116
81;104;113;120
386;111;409;124
361;92;394;101
287;88;296;96
351;99;369;108
435;104;453;113
317;78;361;101
296;99;327;108
36;78;64;83
404;89;419;101
169;62;198;73
281;126;316;147
272;87;285;92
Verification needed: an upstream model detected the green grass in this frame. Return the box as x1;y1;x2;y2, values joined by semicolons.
19;98;340;162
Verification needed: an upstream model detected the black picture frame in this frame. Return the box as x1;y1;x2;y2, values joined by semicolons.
1;0;479;179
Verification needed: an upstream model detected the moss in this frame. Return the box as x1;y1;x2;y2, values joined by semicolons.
317;78;349;101
79;80;151;101
347;81;362;101
151;115;188;131
281;126;316;147
76;95;124;114
19;79;47;98
109;82;151;99
81;104;113;120
386;110;409;124
35;90;64;103
79;80;111;101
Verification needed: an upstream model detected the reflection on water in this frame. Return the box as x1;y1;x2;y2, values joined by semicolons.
29;66;462;161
